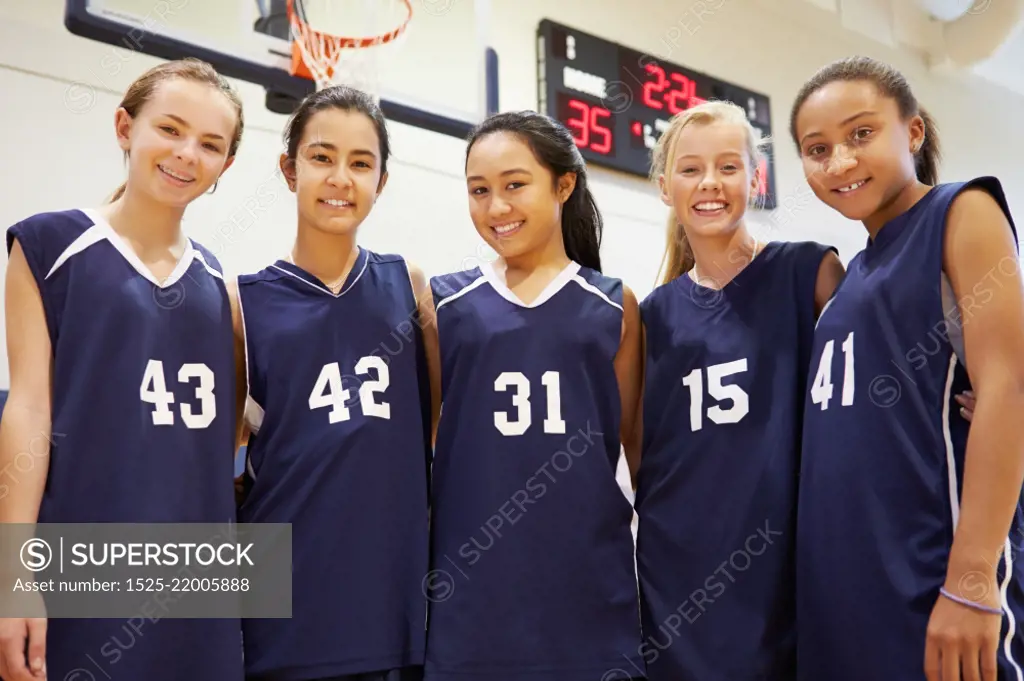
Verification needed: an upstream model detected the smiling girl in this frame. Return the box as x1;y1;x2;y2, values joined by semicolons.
233;86;436;681
423;110;644;681
0;58;245;681
633;100;842;681
792;55;1024;681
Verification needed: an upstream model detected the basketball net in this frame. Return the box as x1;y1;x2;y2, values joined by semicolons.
288;0;412;99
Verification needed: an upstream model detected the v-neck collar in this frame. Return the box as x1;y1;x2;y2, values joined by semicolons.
676;240;778;298
865;185;939;254
79;208;196;288
480;259;581;309
269;247;369;298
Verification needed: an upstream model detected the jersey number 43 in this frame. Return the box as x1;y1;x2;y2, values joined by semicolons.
140;359;216;429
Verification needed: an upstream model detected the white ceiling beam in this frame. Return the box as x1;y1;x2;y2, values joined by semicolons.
914;0;976;20
929;0;1024;67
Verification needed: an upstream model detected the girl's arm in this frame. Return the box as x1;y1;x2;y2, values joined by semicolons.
942;188;1024;584
615;285;643;489
0;240;52;680
924;187;1024;681
408;262;441;447
814;250;845;316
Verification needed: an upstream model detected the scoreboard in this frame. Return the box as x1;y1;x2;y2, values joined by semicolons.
536;19;777;209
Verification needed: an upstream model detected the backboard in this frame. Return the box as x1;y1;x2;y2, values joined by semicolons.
64;0;499;138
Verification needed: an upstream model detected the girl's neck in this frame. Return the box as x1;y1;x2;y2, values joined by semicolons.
100;187;187;249
863;179;932;240
687;222;760;289
290;220;360;292
500;227;571;279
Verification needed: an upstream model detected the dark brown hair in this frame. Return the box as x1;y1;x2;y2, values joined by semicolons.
466;111;603;272
110;58;245;202
282;85;391;179
789;56;940;185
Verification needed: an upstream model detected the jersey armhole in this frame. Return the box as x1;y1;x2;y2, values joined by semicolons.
7;225;59;350
234;280;264;437
940;273;966;366
937;177;1016;369
7;226;47;293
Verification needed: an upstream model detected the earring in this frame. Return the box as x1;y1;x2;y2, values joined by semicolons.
207;181;219;195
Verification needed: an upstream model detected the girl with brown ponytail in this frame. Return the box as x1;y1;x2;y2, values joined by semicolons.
792;55;1024;681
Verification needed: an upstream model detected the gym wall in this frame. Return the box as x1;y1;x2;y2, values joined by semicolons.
0;0;1022;392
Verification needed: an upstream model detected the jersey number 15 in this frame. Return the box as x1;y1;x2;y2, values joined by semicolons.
682;359;749;431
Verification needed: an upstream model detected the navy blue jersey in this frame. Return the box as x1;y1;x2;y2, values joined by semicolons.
424;261;644;681
237;249;431;680
797;177;1024;680
634;240;833;681
6;208;241;681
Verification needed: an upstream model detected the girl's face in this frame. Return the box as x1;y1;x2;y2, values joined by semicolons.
117;78;237;208
794;79;924;222
283;108;386;237
466;132;575;262
659;120;757;240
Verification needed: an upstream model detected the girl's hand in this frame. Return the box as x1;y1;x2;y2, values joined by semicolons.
956;391;976;421
0;608;47;680
924;569;1002;681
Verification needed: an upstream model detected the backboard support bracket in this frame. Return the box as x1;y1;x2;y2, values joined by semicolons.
64;0;498;139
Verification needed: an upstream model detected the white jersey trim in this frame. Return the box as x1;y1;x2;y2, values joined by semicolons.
56;209;200;288
435;275;488;312
480;260;581;309
235;278;257;430
45;223;108;280
943;353;960;530
244;396;265;438
1000;536;1023;680
815;296;836;328
269;250;370;298
192;250;224;281
570;274;623;312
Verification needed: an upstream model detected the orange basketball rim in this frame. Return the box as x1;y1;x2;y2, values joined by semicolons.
287;0;413;85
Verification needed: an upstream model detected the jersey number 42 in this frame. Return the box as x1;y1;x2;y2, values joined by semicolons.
309;356;391;424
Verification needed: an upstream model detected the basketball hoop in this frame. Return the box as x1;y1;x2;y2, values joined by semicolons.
287;0;412;99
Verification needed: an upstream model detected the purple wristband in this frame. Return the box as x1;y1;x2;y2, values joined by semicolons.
939;587;1003;615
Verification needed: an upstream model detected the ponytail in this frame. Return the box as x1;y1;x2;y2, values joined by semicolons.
466;111;604;272
561;173;602;272
657;215;693;287
108;182;127;203
915;107;941;185
104;58;245;207
650;100;766;288
791;57;942;186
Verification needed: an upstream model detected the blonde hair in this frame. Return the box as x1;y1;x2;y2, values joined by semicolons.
651;100;769;286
